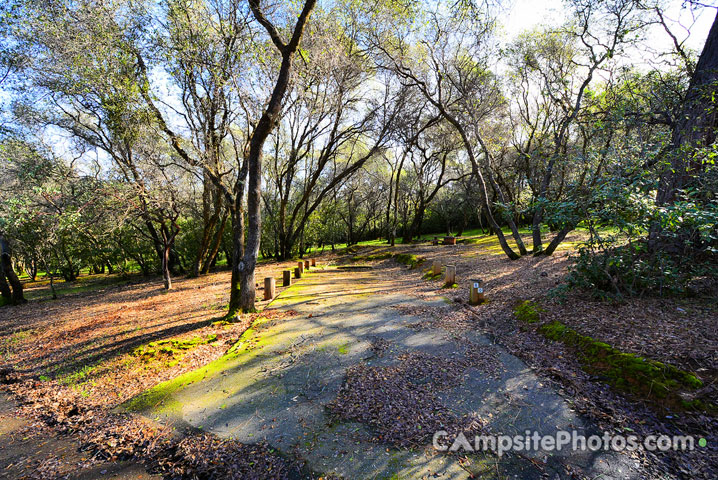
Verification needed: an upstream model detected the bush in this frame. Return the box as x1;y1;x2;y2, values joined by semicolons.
567;170;718;299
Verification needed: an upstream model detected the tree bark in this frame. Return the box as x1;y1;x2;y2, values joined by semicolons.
233;0;317;313
0;237;26;305
656;11;718;205
0;271;11;304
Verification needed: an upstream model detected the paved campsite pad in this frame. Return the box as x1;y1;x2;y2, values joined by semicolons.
130;266;643;479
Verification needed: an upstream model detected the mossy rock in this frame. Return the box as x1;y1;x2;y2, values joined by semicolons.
538;320;710;411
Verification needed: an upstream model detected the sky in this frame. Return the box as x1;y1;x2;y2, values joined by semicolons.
503;0;715;53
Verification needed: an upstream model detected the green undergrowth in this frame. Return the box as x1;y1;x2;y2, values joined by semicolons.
536;320;710;411
442;283;459;289
513;300;544;324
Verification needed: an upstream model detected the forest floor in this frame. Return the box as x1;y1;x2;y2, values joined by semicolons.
0;232;716;479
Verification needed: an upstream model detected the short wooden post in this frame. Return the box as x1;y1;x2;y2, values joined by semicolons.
470;279;485;305
294;267;302;279
304;259;310;270
432;260;442;276
311;258;316;267
297;261;304;274
445;265;456;286
264;277;276;300
283;270;292;287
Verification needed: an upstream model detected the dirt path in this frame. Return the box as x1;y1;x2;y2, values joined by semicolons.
129;265;644;479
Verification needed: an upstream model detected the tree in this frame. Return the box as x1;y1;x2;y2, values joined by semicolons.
656;9;718;206
371;1;527;259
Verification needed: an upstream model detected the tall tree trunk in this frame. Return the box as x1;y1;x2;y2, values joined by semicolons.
162;244;172;290
0;237;26;305
201;213;227;274
234;0;317;313
228;205;246;314
657;11;718;205
0;271;11;304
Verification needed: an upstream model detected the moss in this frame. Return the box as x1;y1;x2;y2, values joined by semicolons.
132;334;218;363
340;245;362;255
513;300;544;324
442;283;459;289
338;342;350;354
124;319;267;413
395;253;425;269
352;251;394;262
422;268;443;280
538;320;709;410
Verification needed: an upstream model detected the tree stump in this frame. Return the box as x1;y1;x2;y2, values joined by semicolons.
283;270;292;287
432;260;442;276
445;265;456;286
443;236;456;245
470;279;485;305
264;277;276;301
294;267;302;279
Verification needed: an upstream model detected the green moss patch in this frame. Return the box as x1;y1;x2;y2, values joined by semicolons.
132;334;218;364
513;300;544;324
395;253;425;269
124;322;265;413
352;251;394;262
538;320;708;410
422;267;443;280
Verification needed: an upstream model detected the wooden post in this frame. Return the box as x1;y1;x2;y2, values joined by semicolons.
432;260;442;276
470;279;485;305
283;270;292;287
294;267;302;279
264;277;276;301
304;259;310;270
445;265;456;286
311;258;316;267
297;261;304;274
